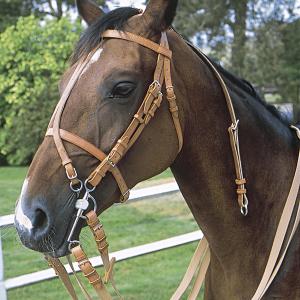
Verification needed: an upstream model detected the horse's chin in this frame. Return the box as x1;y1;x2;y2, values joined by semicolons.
45;240;70;258
46;220;85;258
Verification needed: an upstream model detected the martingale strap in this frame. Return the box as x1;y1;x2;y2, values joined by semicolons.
187;44;249;215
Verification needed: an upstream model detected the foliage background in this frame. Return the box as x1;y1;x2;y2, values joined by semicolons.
0;0;299;165
0;16;81;165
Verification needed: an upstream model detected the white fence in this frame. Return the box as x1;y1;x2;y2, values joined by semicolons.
0;182;202;299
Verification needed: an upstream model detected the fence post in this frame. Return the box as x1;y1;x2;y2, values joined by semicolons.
0;232;7;300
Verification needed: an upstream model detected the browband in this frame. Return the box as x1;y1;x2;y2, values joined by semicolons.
102;30;172;58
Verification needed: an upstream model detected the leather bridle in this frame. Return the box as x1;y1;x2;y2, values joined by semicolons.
46;30;182;202
43;28;300;300
45;29;184;299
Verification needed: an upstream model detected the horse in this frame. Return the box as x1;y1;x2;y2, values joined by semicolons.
14;0;300;299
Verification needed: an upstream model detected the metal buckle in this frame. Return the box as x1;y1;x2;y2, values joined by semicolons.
240;196;248;216
148;80;161;93
66;167;78;180
230;119;240;131
107;157;116;168
120;189;130;203
68;240;80;251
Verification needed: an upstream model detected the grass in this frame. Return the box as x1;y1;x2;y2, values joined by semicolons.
0;167;204;300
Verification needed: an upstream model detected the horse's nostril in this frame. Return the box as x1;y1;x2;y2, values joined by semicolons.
32;208;48;230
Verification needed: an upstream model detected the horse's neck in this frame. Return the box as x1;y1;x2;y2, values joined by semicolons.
170;40;299;297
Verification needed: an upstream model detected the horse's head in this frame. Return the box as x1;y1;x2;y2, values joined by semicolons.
15;0;183;257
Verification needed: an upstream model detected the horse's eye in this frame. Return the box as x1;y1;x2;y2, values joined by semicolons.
109;82;136;99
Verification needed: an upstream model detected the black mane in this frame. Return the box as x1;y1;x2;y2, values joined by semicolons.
71;7;141;64
186;41;289;125
210;60;289;125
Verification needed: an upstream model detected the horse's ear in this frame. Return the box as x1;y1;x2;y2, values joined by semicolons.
143;0;178;32
76;0;105;25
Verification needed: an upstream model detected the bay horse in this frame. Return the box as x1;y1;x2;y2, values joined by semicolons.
14;0;300;299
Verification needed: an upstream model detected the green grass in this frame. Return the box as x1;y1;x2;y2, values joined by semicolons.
0;167;204;300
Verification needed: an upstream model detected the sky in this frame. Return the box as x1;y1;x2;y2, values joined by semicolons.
108;0;146;10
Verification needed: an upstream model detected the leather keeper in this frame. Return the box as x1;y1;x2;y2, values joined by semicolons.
167;94;176;102
237;188;247;194
235;178;246;185
169;105;179;113
134;113;144;124
86;211;100;227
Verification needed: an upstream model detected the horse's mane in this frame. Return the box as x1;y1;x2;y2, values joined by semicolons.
71;7;141;64
71;6;289;126
186;43;290;125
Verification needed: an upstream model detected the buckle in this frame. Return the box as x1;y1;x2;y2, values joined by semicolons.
120;189;130;203
230;119;240;131
148;80;161;94
107;157;116;168
66;167;78;180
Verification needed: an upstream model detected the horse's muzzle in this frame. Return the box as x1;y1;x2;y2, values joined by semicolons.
15;197;52;252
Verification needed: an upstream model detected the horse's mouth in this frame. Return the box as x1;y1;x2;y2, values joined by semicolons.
44;214;84;258
45;240;70;258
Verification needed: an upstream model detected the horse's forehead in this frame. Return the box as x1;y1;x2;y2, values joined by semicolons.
80;48;103;78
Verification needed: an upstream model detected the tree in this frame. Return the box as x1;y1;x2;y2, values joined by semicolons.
244;18;300;105
0;0;106;32
174;0;299;78
0;0;33;32
0;16;81;165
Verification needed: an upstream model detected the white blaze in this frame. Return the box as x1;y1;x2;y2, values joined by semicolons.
80;48;103;77
15;178;33;230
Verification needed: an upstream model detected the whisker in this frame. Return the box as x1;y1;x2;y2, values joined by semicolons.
62;191;77;210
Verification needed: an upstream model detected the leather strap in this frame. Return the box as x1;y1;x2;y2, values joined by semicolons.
72;245;112;300
102;30;172;58
188;248;210;300
45;128;129;202
161;32;183;152
44;29;300;300
251;126;300;299
51;50;99;186
46;30;183;201
66;255;94;300
170;237;209;300
86;211;122;298
45;30;183;299
45;256;78;300
186;41;248;214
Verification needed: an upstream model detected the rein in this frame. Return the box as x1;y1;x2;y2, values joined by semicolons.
43;29;300;300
